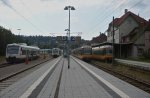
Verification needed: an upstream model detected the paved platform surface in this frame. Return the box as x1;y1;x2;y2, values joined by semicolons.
0;56;150;98
0;57;59;98
58;58;117;98
115;59;150;71
72;57;150;98
0;56;52;80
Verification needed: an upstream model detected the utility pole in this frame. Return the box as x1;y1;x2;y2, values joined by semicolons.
112;16;115;66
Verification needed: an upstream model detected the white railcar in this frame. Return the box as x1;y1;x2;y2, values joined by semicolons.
52;48;61;58
6;43;40;63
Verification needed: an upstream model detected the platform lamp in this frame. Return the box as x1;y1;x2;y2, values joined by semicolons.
64;6;75;69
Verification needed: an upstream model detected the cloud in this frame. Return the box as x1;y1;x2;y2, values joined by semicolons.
0;0;12;7
0;0;150;40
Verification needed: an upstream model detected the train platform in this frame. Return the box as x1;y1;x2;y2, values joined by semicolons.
0;56;150;98
115;58;150;71
0;56;52;81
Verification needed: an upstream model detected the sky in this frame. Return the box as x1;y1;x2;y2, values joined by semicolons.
0;0;150;40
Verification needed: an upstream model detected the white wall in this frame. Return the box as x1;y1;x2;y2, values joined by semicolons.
119;16;139;37
145;31;150;51
107;26;119;43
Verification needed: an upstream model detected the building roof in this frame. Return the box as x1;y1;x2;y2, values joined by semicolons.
110;11;148;27
91;33;107;44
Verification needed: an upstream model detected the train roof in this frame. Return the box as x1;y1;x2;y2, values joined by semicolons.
81;45;91;48
91;42;112;47
7;43;40;50
92;42;133;47
92;45;112;49
40;49;52;50
52;48;60;50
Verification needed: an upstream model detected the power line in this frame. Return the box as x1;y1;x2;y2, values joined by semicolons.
20;0;45;27
129;0;143;10
89;0;143;35
0;0;44;33
88;0;115;26
89;0;127;34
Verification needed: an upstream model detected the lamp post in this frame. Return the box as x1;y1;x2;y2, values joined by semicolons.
17;29;21;35
65;29;70;68
64;6;75;69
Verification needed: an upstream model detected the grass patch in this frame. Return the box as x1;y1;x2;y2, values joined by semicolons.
125;57;150;63
114;63;150;83
91;61;150;84
0;56;5;63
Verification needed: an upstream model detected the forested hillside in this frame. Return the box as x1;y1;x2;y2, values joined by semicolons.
0;26;86;56
0;26;25;55
0;26;55;56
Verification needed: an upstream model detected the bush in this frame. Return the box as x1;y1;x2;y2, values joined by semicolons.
143;50;150;58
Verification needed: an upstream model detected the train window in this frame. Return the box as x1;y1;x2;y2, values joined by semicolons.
83;48;92;55
109;49;112;54
22;50;26;55
102;49;106;55
7;46;19;54
93;49;101;55
106;49;112;54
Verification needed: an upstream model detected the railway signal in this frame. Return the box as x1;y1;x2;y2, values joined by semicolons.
62;36;67;41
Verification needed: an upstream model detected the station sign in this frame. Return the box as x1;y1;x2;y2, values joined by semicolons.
71;36;75;41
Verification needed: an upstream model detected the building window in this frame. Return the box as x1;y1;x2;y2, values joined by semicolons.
138;48;143;56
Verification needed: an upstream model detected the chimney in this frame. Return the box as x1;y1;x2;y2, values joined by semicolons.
99;32;101;36
125;9;128;14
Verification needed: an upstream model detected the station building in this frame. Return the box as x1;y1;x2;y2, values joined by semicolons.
106;9;150;58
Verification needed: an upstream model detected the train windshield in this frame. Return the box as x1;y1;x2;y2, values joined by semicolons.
83;48;91;55
53;49;58;53
7;46;19;54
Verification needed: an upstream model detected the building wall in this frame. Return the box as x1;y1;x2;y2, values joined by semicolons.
145;31;150;51
128;31;150;57
135;33;145;45
115;29;120;43
107;14;149;58
107;26;119;43
131;33;145;57
107;26;113;42
107;31;112;42
132;45;138;57
119;16;139;37
107;16;138;43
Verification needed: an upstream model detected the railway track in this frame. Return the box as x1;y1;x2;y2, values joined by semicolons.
0;63;11;68
0;58;52;91
90;60;150;93
1;57;149;98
